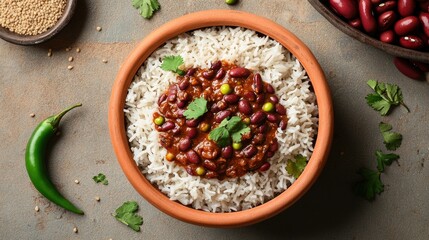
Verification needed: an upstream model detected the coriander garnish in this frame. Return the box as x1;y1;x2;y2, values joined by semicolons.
160;55;185;75
366;80;409;116
209;116;250;147
183;97;208;120
354;167;384;201
379;122;402;151
93;173;108;185
286;154;308;179
132;0;160;19
113;201;144;232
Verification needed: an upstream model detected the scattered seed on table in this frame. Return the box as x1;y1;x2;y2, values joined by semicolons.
96;26;102;31
68;57;73;62
76;48;81;53
73;227;78;233
74;179;80;184
47;49;52;57
66;47;71;52
95;196;100;202
67;65;74;70
102;59;108;63
30;113;35;118
35;206;39;212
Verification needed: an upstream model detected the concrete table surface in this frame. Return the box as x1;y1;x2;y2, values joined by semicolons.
1;0;428;239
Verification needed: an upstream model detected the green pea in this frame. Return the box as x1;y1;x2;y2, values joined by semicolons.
154;116;165;125
225;0;238;5
243;117;250;125
196;166;205;176
262;102;274;112
220;83;232;95
232;142;242;150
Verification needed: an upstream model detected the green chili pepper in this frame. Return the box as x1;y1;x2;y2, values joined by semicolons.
25;104;84;215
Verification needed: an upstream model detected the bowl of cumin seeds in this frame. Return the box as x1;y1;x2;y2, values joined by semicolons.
0;0;76;45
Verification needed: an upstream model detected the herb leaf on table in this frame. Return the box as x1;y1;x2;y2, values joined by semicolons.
132;0;160;19
113;201;144;232
366;80;409;116
93;173;108;185
375;150;399;172
354;167;384;201
379;122;402;150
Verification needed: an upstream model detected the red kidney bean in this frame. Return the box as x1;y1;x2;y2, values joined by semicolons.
185;165;195;175
393;57;424;80
217;100;228;111
242;144;257;158
215;69;226;79
359;0;377;35
253;74;264;93
378;11;397;31
394;16;420;35
177;100;187;109
329;0;359;19
275;104;286;115
185;118;200;127
399;35;424;49
215;110;231;123
256;94;265;104
419;1;429;13
167;94;176;102
375;1;397;14
398;0;416;17
269;95;279;104
269;139;279;152
267;113;279;123
176;109;184;118
279;119;287;130
259;162;271;172
419;12;429;37
221;146;233;159
186;68;196;76
205;171;218;179
186;150;200;164
253;133;265;145
371;0;382;4
179;138;192;151
349;18;362;28
250;111;267;125
178;79;190;90
203;160;217;171
380;30;396;43
258;124;267;134
229;67;251;78
160;121;175;131
210;61;222;71
203;70;215;79
158;93;167;106
266;151;275;158
411;60;429;72
265;84;275;93
186;127;198;139
238;99;252;115
243;91;256;101
224;94;240;104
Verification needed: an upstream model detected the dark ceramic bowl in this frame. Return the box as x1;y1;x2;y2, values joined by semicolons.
308;0;429;63
0;0;76;45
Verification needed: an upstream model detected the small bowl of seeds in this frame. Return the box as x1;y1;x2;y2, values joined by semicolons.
0;0;76;45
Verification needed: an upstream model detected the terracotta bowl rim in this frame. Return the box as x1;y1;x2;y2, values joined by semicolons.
0;0;76;45
108;9;334;228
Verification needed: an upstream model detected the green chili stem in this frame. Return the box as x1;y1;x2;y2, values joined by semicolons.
50;103;82;130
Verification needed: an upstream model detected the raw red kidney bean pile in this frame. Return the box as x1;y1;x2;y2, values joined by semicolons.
328;0;429;80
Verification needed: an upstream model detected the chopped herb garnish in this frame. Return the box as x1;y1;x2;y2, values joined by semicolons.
93;173;108;185
113;201;144;232
375;150;399;172
286;154;307;179
209;116;250;147
379;122;402;151
160;55;185;75
366;80;409;116
354;167;384;201
132;0;160;19
183;97;208;120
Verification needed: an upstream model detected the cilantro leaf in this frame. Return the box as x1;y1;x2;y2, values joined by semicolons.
375;150;399;172
113;201;144;232
354;167;384;201
208;117;250;147
366;80;409;116
379;122;402;150
93;173;108;185
132;0;160;19
286;155;307;179
160;55;185;75
183;97;208;120
209;127;230;147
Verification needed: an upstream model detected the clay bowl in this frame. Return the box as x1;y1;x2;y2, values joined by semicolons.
109;9;333;227
308;0;429;63
0;0;76;45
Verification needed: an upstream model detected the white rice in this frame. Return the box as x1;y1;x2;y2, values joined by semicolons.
124;27;318;213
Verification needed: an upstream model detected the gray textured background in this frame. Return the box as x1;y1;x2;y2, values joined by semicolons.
1;0;428;239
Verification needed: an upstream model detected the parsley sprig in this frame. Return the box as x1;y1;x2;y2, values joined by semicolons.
113;201;144;232
354;167;384;201
93;173;108;185
209;116;250;147
366;80;409;116
379;122;402;151
160;55;185;76
375;150;399;172
132;0;160;19
183;97;208;120
286;155;308;179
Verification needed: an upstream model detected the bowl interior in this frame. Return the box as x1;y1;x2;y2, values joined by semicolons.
308;0;429;63
108;10;334;227
0;0;76;45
